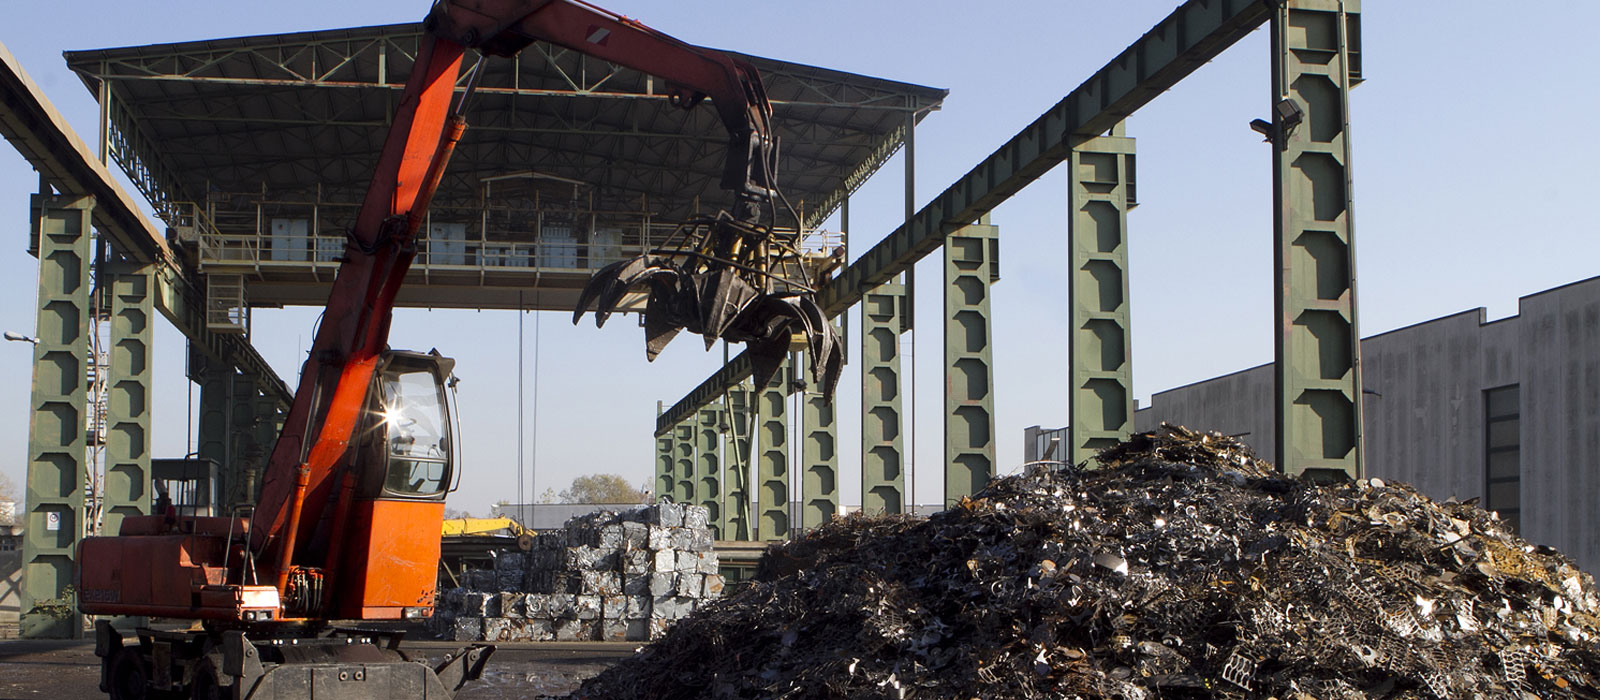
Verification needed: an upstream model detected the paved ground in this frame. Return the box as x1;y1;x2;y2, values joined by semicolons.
0;637;634;700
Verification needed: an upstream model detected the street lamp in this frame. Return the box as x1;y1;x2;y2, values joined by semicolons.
3;331;38;344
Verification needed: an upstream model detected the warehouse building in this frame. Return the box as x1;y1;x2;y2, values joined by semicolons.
1130;275;1600;570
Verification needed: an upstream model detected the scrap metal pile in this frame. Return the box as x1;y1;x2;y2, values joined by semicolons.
568;426;1600;699
432;504;722;643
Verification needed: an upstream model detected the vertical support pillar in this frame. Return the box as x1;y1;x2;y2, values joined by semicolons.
722;382;752;540
190;345;231;504
673;421;694;504
755;363;789;540
227;373;261;511
246;382;281;507
654;402;674;502
1067;126;1137;466
21;193;93;639
861;283;906;514
800;351;838;529
102;259;152;537
694;403;723;538
1271;0;1363;479
943;217;999;505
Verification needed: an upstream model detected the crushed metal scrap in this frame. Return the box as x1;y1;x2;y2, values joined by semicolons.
564;426;1600;699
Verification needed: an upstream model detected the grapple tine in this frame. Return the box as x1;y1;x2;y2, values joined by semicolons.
571;258;636;325
643;285;683;361
595;260;677;327
694;269;760;350
747;327;790;393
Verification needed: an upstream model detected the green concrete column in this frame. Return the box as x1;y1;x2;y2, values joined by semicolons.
1068;127;1137;466
756;362;790;540
1271;0;1363;480
694;403;723;538
227;372;263;511
190;344;232;505
861;283;905;514
800;350;838;529
247;384;282;507
674;421;694;504
21;193;93;639
654;402;674;501
102;259;153;537
721;382;752;540
944;217;999;505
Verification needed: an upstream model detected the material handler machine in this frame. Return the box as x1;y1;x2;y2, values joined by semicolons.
76;1;840;697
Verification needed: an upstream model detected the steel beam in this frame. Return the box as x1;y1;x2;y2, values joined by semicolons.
861;283;906;515
755;363;790;540
1068;128;1137;465
694;403;724;539
944;218;999;505
800;351;838;529
659;0;1274;431
721;382;752;541
20;193;91;639
101;259;152;538
1271;0;1363;479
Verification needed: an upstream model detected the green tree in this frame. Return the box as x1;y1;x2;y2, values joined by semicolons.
0;471;17;525
556;474;650;504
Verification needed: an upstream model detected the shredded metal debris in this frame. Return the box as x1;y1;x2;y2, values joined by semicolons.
566;426;1600;699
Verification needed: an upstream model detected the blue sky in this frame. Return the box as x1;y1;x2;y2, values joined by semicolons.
2;2;1598;516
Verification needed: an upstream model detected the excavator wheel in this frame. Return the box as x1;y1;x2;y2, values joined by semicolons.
188;658;228;700
108;647;151;700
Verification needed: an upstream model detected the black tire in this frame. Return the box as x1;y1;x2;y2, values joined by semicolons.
108;648;150;700
189;659;227;700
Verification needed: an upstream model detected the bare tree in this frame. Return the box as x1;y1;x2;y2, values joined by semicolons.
0;471;18;526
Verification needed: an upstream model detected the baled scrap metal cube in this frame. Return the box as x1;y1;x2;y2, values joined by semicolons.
696;551;720;575
602;595;628;620
648;572;676;597
461;591;490;616
652;549;678;573
452;617;483;642
688;529;714;552
683;505;709;530
626;619;650;641
495;551;526;572
524;593;550;619
625;595;650;619
574;595;602;620
622;549;650;576
601;619;630;642
582;571;621;596
675;573;703;599
525;618;555;642
703;574;725;598
669;527;694;551
676;550;700;573
553;618;586;642
565;545;602;570
599;523;626;549
621;572;648;596
647;618;671;640
649;595;677;619
497;592;524;617
647;525;671;551
655;502;684;528
546;593;576;619
495;567;522;592
482;617;511;642
621;521;649;548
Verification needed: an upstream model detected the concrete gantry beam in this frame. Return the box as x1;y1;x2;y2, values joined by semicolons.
943;218;999;505
1270;0;1364;479
1068;128;1137;465
101;259;153;538
20;193;92;639
658;0;1277;434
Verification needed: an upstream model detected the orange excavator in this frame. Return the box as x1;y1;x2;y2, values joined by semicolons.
75;1;835;697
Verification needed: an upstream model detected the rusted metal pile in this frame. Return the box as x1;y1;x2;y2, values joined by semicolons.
565;426;1600;699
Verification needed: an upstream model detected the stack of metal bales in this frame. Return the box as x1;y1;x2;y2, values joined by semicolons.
432;503;723;642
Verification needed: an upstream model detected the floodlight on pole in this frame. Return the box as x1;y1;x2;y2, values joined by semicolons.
3;331;39;345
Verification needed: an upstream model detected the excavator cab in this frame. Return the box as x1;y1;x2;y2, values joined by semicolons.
370;350;456;500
